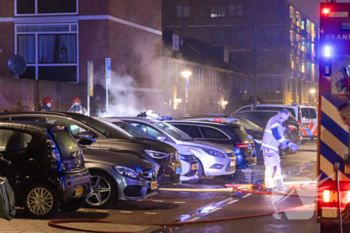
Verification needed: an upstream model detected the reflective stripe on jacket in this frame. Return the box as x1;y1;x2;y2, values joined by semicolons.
261;113;289;152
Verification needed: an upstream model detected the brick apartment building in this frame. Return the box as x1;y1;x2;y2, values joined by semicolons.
162;0;319;106
0;0;162;114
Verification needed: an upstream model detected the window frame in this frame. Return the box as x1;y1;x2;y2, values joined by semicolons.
15;23;79;82
198;126;231;140
176;5;190;19
14;0;79;16
0;128;33;153
211;5;226;18
229;4;243;17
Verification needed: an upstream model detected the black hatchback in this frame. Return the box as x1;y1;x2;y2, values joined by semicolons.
166;120;256;168
0;122;91;219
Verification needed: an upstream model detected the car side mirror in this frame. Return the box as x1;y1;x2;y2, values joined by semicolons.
75;131;95;140
77;138;96;146
157;136;167;142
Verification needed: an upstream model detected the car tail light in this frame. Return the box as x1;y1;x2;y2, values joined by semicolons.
287;124;297;130
323;190;330;203
47;139;61;161
322;190;350;204
236;143;249;148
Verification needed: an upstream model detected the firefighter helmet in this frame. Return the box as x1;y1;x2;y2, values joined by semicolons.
72;97;80;103
43;97;52;104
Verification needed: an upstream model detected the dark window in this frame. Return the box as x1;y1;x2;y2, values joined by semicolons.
18;35;35;64
211;30;226;43
229;4;243;17
46;117;90;136
17;0;35;14
39;34;77;63
301;108;317;119
38;66;77;82
0;129;32;152
130;123;164;138
189;126;202;138
176;6;190;18
229;29;244;43
173;124;190;134
199;127;229;139
37;0;77;14
264;28;280;41
229;126;247;141
20;67;36;80
211;5;225;18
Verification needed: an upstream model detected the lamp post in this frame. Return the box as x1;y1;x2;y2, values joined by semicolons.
181;70;192;114
310;89;316;105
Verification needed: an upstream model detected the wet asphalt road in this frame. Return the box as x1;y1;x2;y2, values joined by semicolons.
12;141;319;233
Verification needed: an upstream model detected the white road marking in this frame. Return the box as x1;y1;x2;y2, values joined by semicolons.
188;217;200;222
145;212;157;215
228;200;239;205
216;198;233;205
174;201;186;204
242;193;252;198
211;207;222;213
152;200;164;202
120;211;132;214
96;210;109;213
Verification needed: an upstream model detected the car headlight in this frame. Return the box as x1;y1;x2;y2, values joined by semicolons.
114;166;139;179
144;150;169;159
203;149;225;158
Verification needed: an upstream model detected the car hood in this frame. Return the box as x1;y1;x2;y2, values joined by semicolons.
182;140;233;153
99;138;177;154
164;142;192;155
82;148;153;170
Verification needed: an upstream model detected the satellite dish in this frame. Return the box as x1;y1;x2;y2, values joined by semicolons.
7;55;27;78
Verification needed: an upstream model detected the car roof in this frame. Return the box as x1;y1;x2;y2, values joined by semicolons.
108;117;157;123
165;120;241;127
0;121;61;132
237;110;279;113
0;111;68;117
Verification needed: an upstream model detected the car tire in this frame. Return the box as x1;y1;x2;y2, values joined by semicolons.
60;196;86;212
84;170;117;209
23;182;60;219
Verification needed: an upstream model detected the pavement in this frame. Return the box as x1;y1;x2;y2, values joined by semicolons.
0;141;319;233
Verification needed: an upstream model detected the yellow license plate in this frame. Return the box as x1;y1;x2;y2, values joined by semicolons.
151;181;158;190
74;187;84;196
303;124;309;128
192;164;198;170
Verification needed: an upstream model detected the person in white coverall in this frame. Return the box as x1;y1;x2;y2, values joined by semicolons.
261;109;299;191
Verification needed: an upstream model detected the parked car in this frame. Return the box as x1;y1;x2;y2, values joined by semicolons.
164;120;256;168
0;122;91;219
106;117;236;180
230;110;302;148
183;116;264;160
96;118;199;183
81;147;157;209
0;112;182;185
232;103;317;142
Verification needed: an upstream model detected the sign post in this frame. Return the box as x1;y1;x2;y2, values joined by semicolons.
105;58;111;114
87;61;94;116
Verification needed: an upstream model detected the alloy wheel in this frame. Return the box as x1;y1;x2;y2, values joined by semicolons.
86;175;112;207
26;187;54;216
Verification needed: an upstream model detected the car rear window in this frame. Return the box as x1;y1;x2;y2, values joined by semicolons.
173;125;190;134
229;126;248;141
199;127;229;139
301;108;317;119
0;129;32;152
52;130;80;159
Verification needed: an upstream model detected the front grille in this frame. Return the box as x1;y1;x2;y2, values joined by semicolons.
157;165;164;178
123;185;144;197
142;168;155;181
226;153;234;158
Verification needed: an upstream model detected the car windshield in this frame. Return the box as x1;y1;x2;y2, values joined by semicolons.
74;116;131;139
152;122;192;140
235;117;262;131
113;122;154;139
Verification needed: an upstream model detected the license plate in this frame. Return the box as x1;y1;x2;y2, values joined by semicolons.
74;187;84;196
176;167;182;174
191;163;198;170
303;124;309;128
230;161;235;167
150;181;158;190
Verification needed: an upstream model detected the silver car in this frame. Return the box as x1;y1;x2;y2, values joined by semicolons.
104;117;236;181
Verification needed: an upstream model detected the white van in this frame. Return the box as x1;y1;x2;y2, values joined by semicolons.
232;104;318;141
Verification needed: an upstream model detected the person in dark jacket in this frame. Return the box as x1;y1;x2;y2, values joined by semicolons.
68;97;87;115
40;97;52;112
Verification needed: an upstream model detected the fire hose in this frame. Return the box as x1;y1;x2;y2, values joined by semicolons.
48;186;315;233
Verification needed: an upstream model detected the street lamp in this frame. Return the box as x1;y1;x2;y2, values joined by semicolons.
310;89;316;105
181;70;192;114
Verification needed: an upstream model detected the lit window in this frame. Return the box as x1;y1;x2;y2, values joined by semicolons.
211;5;225;18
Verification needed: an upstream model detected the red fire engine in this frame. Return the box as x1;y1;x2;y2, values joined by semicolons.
318;2;350;232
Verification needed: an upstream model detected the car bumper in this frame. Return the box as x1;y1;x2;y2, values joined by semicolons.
60;171;91;203
179;159;199;182
201;155;235;176
156;161;182;185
